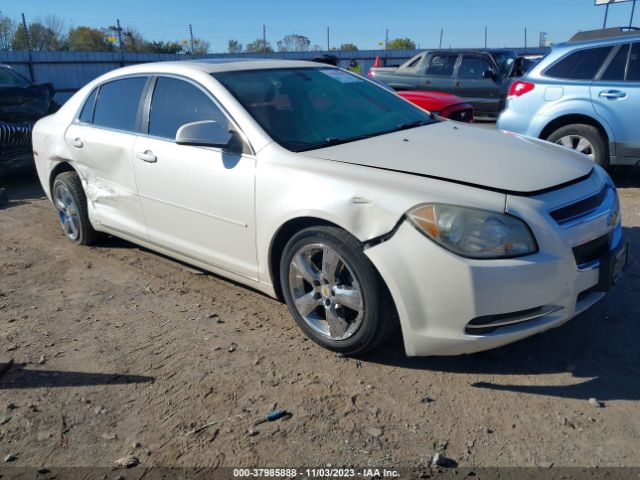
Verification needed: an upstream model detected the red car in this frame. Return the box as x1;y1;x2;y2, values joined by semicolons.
397;90;474;123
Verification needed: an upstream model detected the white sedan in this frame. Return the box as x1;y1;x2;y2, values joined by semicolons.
32;59;628;356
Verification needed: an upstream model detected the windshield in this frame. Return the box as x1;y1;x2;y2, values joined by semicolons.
213;67;435;152
0;67;31;87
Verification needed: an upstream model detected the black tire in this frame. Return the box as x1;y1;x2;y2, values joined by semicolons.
52;171;103;245
546;124;609;169
280;226;396;355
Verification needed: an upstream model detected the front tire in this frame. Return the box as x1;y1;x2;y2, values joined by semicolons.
280;226;396;355
52;171;102;245
547;124;609;169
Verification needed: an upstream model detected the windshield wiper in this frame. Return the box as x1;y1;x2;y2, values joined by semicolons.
395;119;432;131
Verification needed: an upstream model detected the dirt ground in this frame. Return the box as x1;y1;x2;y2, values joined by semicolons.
0;165;639;472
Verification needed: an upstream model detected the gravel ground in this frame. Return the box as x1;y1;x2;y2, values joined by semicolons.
0;165;639;471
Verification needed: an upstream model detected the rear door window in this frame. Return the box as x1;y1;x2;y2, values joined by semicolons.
627;42;640;81
425;55;457;76
600;44;630;81
78;89;97;123
458;56;494;79
93;77;147;132
545;46;613;80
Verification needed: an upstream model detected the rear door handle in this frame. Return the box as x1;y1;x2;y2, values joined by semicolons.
136;150;157;163
71;137;83;148
599;90;627;99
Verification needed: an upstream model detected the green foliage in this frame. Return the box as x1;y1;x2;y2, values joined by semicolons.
147;40;183;54
387;37;416;50
277;34;310;52
245;38;273;53
67;26;114;52
338;43;358;51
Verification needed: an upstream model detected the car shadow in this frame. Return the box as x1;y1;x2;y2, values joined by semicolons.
611;166;640;188
0;167;46;209
361;225;640;403
0;363;154;390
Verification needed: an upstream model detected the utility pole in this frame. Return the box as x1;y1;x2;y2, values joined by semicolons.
262;24;266;53
21;13;34;82
327;26;330;51
385;28;389;50
631;0;638;27
115;19;123;52
188;24;195;55
524;27;528;53
439;29;443;49
484;26;488;49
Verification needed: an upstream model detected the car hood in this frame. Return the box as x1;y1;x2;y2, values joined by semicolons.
0;85;52;123
301;121;593;194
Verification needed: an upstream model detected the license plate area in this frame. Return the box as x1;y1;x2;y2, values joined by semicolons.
597;241;629;292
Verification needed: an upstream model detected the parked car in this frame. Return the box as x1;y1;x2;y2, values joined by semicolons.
397;90;474;122
0;64;56;174
498;28;640;169
370;77;474;122
33;60;628;357
369;50;510;120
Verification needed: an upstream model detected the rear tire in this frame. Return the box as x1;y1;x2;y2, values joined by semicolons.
546;124;609;169
280;226;396;356
52;171;103;245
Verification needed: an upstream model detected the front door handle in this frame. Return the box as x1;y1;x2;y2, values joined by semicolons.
599;90;627;99
71;137;83;148
456;81;464;87
136;150;157;163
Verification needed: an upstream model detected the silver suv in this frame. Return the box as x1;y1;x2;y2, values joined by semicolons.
498;28;640;169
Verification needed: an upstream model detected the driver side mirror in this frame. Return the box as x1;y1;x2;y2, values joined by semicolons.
482;70;497;81
176;120;233;149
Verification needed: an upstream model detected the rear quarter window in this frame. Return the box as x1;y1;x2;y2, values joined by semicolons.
92;77;147;132
544;46;613;80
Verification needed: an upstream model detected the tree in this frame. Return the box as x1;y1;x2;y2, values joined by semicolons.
147;40;183;54
121;27;148;52
190;37;209;55
387;37;416;50
11;17;65;51
0;12;14;51
228;39;242;53
68;26;113;52
338;43;358;51
277;34;310;52
245;38;273;53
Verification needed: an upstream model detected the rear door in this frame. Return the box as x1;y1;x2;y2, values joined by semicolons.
421;53;458;93
64;76;149;239
591;42;640;163
132;76;257;279
455;54;502;116
383;53;427;90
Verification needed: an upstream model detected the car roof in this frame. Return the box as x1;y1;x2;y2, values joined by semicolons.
137;58;327;74
424;49;495;56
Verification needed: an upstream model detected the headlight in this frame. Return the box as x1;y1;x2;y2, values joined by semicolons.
407;204;538;259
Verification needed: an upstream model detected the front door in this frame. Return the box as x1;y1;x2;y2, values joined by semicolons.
455;54;502;116
132;76;257;279
591;42;640;162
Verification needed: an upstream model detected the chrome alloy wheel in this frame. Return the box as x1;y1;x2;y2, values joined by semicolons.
555;135;595;160
53;182;80;241
288;243;364;341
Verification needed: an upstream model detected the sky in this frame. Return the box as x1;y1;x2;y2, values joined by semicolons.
2;0;639;52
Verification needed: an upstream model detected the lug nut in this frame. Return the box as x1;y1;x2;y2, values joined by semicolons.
325;299;331;307
313;292;321;300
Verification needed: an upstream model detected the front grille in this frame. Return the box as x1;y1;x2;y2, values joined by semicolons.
550;186;607;225
446;107;474;123
0;122;33;148
573;234;609;267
